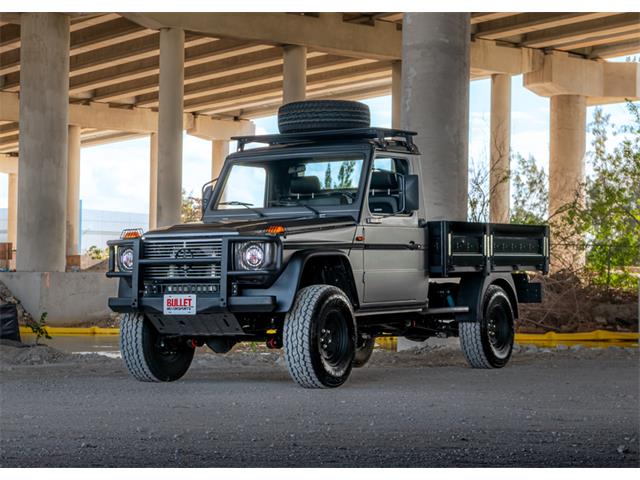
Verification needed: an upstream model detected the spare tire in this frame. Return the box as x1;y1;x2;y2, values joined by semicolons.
278;100;370;134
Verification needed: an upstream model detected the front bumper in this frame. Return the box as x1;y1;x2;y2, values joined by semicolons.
106;235;282;318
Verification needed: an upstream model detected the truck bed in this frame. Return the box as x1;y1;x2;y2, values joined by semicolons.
427;221;549;277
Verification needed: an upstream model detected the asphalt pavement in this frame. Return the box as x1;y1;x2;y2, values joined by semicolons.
0;343;638;467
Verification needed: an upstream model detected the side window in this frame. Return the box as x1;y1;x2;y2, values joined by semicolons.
369;157;409;216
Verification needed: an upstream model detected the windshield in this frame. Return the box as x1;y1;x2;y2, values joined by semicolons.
212;154;365;217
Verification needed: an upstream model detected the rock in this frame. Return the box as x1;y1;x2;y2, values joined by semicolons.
617;445;629;454
556;344;569;351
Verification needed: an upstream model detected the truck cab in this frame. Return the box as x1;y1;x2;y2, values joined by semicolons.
107;100;548;388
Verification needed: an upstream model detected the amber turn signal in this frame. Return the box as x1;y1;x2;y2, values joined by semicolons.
264;225;286;235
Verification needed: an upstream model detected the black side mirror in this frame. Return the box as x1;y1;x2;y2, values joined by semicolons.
404;175;420;212
202;185;213;213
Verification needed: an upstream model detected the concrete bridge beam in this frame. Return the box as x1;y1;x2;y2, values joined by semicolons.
156;27;185;228
489;73;512;223
401;12;471;221
17;13;70;272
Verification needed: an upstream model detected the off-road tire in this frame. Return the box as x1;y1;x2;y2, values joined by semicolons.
459;285;515;369
120;313;195;382
353;336;375;368
283;285;356;388
278;100;370;134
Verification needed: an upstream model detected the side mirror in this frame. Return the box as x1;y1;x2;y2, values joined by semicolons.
404;175;420;212
202;185;213;212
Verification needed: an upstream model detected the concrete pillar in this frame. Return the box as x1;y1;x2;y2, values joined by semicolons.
17;13;70;272
149;132;158;231
549;94;587;268
391;61;402;129
489;74;511;223
401;13;470;221
156;28;184;228
7;173;17;250
66;124;81;256
282;45;307;104
211;140;229;180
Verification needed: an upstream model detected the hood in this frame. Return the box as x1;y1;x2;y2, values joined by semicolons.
143;215;356;238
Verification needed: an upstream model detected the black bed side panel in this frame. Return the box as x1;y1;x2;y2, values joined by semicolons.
427;221;549;277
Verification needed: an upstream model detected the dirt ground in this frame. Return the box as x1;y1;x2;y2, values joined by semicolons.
0;341;638;467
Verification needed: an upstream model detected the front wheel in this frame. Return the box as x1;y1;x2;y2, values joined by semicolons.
459;285;515;369
120;313;195;382
283;285;356;388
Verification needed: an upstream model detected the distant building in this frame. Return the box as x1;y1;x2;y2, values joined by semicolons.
0;208;148;252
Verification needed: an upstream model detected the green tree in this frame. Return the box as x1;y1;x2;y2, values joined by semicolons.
324;163;332;189
563;103;640;290
181;189;202;223
510;154;548;225
336;160;355;189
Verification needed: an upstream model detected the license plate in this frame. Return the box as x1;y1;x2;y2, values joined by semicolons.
163;294;196;315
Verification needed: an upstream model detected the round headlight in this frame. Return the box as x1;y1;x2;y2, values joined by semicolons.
119;248;134;271
243;244;265;269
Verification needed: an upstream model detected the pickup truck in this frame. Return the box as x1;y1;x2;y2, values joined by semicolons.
107;100;549;389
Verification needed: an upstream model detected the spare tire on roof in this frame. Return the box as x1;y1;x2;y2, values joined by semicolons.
278;100;370;134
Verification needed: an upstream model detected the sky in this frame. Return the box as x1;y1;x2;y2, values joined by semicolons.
0;69;637;214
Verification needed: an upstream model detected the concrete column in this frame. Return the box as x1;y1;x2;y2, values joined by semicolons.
401;13;470;221
282;45;307;104
156;28;185;228
66;124;81;257
489;74;512;223
7;173;17;250
211;140;229;180
549;94;587;268
149;132;158;231
391;61;402;129
17;13;70;272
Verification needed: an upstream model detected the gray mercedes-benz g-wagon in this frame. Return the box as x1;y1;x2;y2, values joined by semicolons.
107;100;548;388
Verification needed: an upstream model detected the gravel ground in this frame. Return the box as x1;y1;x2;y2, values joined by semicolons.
0;341;638;467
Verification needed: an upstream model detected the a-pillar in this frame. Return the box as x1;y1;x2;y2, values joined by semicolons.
149;132;158;230
156;28;184;228
282;45;307;104
489;74;511;223
211;140;229;181
66;124;81;259
401;13;470;221
7;173;17;252
391;61;402;129
17;13;70;272
549;94;587;268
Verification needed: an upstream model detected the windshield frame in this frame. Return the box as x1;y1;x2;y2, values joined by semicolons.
205;143;374;223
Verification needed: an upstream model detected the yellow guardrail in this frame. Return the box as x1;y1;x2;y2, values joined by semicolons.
18;327;638;349
19;326;119;336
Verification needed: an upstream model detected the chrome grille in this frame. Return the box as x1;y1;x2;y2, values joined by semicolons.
143;239;222;259
142;238;223;281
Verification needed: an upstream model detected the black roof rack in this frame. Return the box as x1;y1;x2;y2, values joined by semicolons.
232;127;419;154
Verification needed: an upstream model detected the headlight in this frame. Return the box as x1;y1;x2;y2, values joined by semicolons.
234;242;276;271
118;247;135;271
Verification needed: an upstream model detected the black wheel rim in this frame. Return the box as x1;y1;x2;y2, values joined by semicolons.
317;309;351;373
486;303;513;359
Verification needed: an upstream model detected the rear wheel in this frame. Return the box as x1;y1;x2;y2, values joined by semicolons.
120;313;195;382
459;285;515;369
283;285;356;388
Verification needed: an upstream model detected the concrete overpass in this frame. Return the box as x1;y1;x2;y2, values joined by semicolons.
0;12;638;323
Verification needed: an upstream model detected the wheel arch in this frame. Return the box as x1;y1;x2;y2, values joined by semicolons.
263;249;360;313
456;272;518;322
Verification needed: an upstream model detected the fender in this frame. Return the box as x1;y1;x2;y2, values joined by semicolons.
455;272;519;322
243;249;359;313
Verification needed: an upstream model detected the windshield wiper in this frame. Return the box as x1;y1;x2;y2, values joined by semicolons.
299;204;323;218
218;201;266;218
